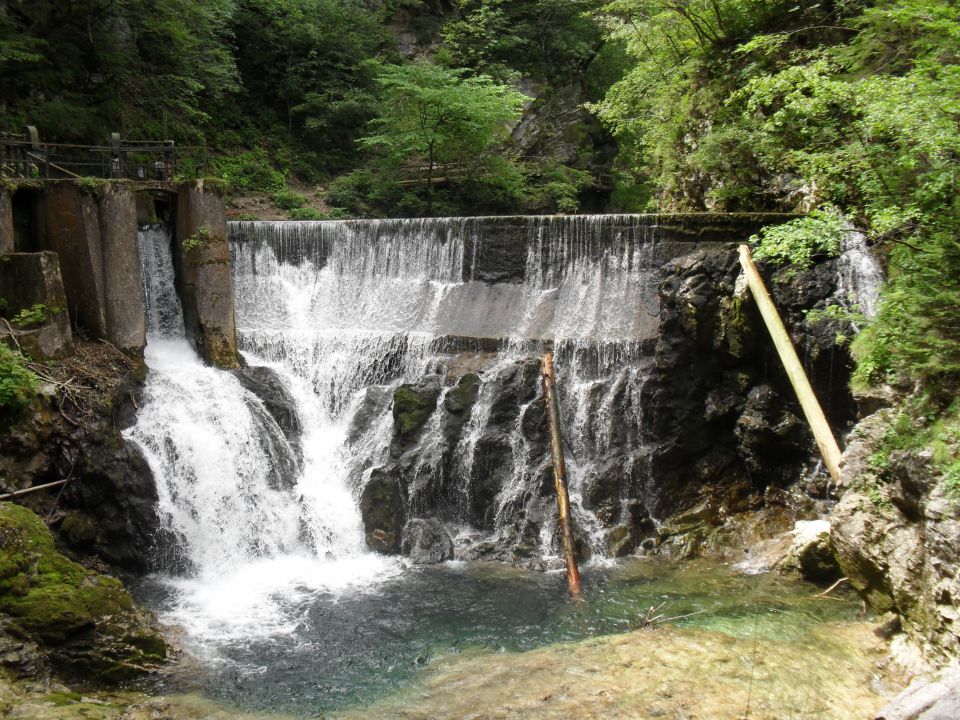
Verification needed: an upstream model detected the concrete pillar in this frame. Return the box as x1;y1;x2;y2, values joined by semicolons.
0;251;73;358
38;183;108;337
98;184;146;353
0;190;13;254
175;180;240;368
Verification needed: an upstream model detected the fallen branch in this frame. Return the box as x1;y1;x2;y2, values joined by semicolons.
0;478;71;501
815;577;849;598
1;318;22;352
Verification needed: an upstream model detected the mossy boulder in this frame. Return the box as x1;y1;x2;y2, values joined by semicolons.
392;379;440;441
0;502;166;681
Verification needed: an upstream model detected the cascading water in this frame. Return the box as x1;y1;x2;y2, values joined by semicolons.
123;215;873;717
126;223;396;643
230;216;663;561
837;225;884;324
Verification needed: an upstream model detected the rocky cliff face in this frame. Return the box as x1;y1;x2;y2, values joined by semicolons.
0;341;159;573
348;239;854;565
832;412;960;664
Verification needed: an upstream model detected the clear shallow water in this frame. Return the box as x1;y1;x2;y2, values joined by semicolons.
135;558;865;717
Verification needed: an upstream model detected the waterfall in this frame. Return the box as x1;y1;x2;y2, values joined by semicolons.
837;226;884;323
126;224;396;643
231;216;663;561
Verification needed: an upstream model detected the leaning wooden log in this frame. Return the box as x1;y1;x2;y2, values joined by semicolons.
541;352;582;598
0;478;71;501
738;244;843;484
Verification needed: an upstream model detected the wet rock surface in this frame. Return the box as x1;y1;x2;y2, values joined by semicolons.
401;518;454;564
0;341;159;573
360;466;405;554
350;244;853;564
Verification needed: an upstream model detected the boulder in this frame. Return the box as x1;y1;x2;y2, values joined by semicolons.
359;466;405;554
876;663;960;720
233;366;302;448
0;503;166;682
392;378;441;444
400;518;454;564
779;519;840;583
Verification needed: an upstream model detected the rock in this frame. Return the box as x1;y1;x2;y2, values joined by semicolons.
233;366;303;448
400;518;454;564
0;503;166;682
875;663;960;720
359;467;405;554
831;411;960;662
347;385;391;445
735;384;810;482
392;378;441;443
779;519;840;583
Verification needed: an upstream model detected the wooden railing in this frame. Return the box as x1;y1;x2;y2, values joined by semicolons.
0;127;208;181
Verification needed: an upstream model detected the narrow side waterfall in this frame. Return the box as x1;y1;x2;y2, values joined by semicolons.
838;226;884;323
126;224;396;642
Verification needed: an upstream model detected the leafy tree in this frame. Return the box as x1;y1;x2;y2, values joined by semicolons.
441;0;603;82
230;0;388;172
360;61;526;212
0;0;238;141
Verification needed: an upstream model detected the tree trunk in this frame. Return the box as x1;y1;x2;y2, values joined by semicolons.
541;352;582;598
738;245;843;483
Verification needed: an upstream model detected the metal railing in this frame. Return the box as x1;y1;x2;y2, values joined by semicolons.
0;127;208;181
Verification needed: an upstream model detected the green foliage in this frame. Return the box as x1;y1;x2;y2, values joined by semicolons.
360;61;526;212
442;0;603;82
231;0;388;170
0;0;238;141
362;62;525;173
751;207;846;271
0;345;39;413
9;303;60;329
212;150;285;194
289;207;327;220
270;189;308;211
868;394;960;502
182;226;210;252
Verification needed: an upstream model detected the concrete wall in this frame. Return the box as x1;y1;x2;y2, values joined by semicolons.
38;183;109;338
98;184;146;352
0;191;13;254
175;180;240;368
0;251;73;358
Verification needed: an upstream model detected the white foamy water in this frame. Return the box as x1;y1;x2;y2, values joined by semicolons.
232;217;663;561
128;216;666;644
127;225;399;643
838;227;884;323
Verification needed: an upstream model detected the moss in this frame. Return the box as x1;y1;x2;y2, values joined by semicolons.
44;691;84;706
0;503;166;676
393;383;440;439
444;373;480;415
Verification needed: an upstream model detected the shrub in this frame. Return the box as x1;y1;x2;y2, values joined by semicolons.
0;345;39;413
212;150;285;194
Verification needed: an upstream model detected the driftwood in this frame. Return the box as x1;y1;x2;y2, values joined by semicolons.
738;245;843;484
541;352;582;598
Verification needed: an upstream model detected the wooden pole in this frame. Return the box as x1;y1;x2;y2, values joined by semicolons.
738;245;843;484
541;352;582;598
0;478;71;501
